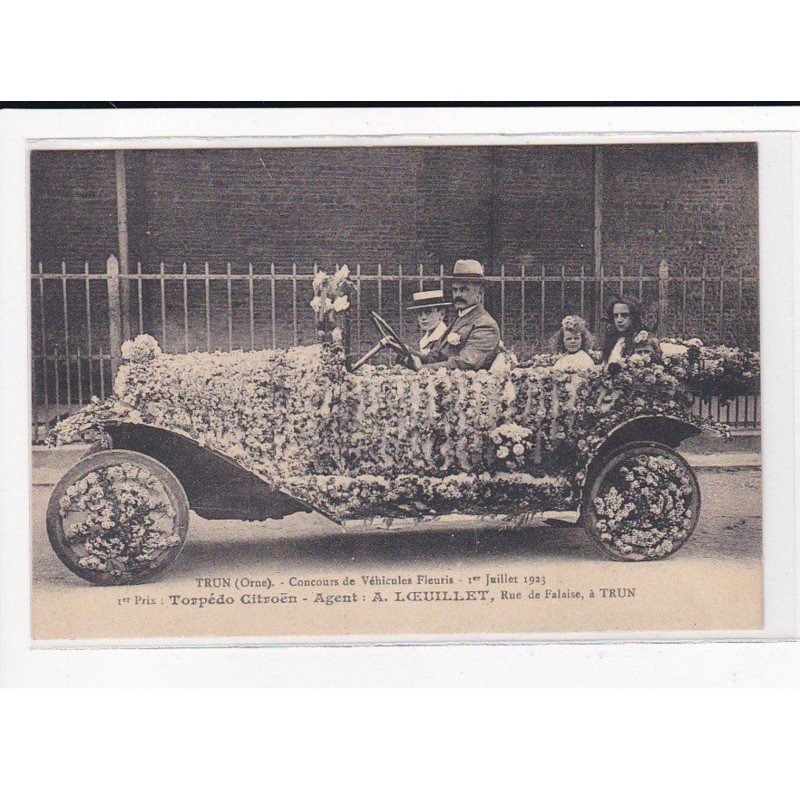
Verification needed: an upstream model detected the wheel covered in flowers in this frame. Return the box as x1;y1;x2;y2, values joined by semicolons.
581;442;701;561
46;450;189;586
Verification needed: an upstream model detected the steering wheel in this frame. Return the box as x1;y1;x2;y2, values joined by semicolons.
350;311;416;371
370;312;412;359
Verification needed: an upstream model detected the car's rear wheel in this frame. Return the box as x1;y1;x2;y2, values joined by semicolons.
581;442;701;561
47;450;189;586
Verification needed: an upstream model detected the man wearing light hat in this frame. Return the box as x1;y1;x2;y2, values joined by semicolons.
411;259;501;371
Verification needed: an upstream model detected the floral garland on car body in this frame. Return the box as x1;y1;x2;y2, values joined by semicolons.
50;276;748;527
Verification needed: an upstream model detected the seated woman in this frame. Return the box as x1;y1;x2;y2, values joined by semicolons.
407;289;451;355
380;289;451;368
550;315;596;370
600;295;662;371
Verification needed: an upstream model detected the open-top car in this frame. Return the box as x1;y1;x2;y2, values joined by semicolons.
47;275;711;586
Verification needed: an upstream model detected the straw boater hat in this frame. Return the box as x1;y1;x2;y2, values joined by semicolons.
407;289;451;311
451;259;487;282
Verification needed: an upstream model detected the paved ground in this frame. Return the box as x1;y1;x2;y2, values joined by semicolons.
32;469;762;583
30;465;763;640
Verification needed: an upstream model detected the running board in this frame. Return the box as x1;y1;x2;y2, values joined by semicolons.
339;510;580;534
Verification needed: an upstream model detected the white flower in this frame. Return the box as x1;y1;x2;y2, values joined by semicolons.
512;443;525;456
333;265;350;285
331;327;343;343
497;446;510;459
310;296;323;313
634;330;649;345
332;295;350;313
121;334;162;363
312;272;327;290
447;333;461;347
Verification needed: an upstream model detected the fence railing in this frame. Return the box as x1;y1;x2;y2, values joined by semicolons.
31;257;760;440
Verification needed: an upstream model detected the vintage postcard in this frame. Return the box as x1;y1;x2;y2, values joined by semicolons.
12;112;795;645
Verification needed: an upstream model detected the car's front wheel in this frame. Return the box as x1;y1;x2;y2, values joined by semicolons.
46;449;189;585
581;442;701;561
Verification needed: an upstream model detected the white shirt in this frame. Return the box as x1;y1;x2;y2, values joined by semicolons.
419;321;448;354
457;305;477;318
554;350;595;371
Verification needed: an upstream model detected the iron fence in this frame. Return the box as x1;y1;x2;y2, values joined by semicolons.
31;257;760;440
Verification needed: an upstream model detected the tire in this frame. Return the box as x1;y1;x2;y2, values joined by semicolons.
47;450;190;586
580;441;701;562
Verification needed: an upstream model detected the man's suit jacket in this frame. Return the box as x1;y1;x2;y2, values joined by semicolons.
420;304;501;371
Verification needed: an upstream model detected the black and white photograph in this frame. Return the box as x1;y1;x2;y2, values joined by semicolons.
25;133;768;640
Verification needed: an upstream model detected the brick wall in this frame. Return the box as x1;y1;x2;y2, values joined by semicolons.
30;142;759;351
31;143;758;272
601;143;759;344
30;150;118;269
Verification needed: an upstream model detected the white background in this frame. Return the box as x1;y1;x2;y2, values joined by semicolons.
1;108;797;684
1;9;799;799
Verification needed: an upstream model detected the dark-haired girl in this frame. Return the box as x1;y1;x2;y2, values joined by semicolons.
600;296;662;371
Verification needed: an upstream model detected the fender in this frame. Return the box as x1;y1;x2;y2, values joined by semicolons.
98;422;315;522
580;415;702;497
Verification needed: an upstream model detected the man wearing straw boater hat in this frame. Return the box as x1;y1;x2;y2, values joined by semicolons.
410;259;501;371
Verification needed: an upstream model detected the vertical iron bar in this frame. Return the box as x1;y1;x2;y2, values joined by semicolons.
593;146;604;332
249;263;255;351
377;263;383;317
500;262;506;339
270;262;276;348
32;353;39;441
682;262;688;338
98;347;105;399
560;263;566;319
719;263;724;342
159;261;167;349
700;263;706;341
355;263;362;352
398;263;404;338
539;262;546;349
204;262;211;351
638;261;644;303
84;262;94;398
658;260;669;337
520;262;526;343
38;263;50;427
418;263;424;292
54;346;61;424
738;263;743;330
226;262;233;351
182;262;189;353
107;255;122;377
114;150;132;342
136;262;143;335
61;262;71;406
76;347;83;406
291;263;298;347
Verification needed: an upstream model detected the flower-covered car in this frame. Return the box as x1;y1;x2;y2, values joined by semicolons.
46;272;735;585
